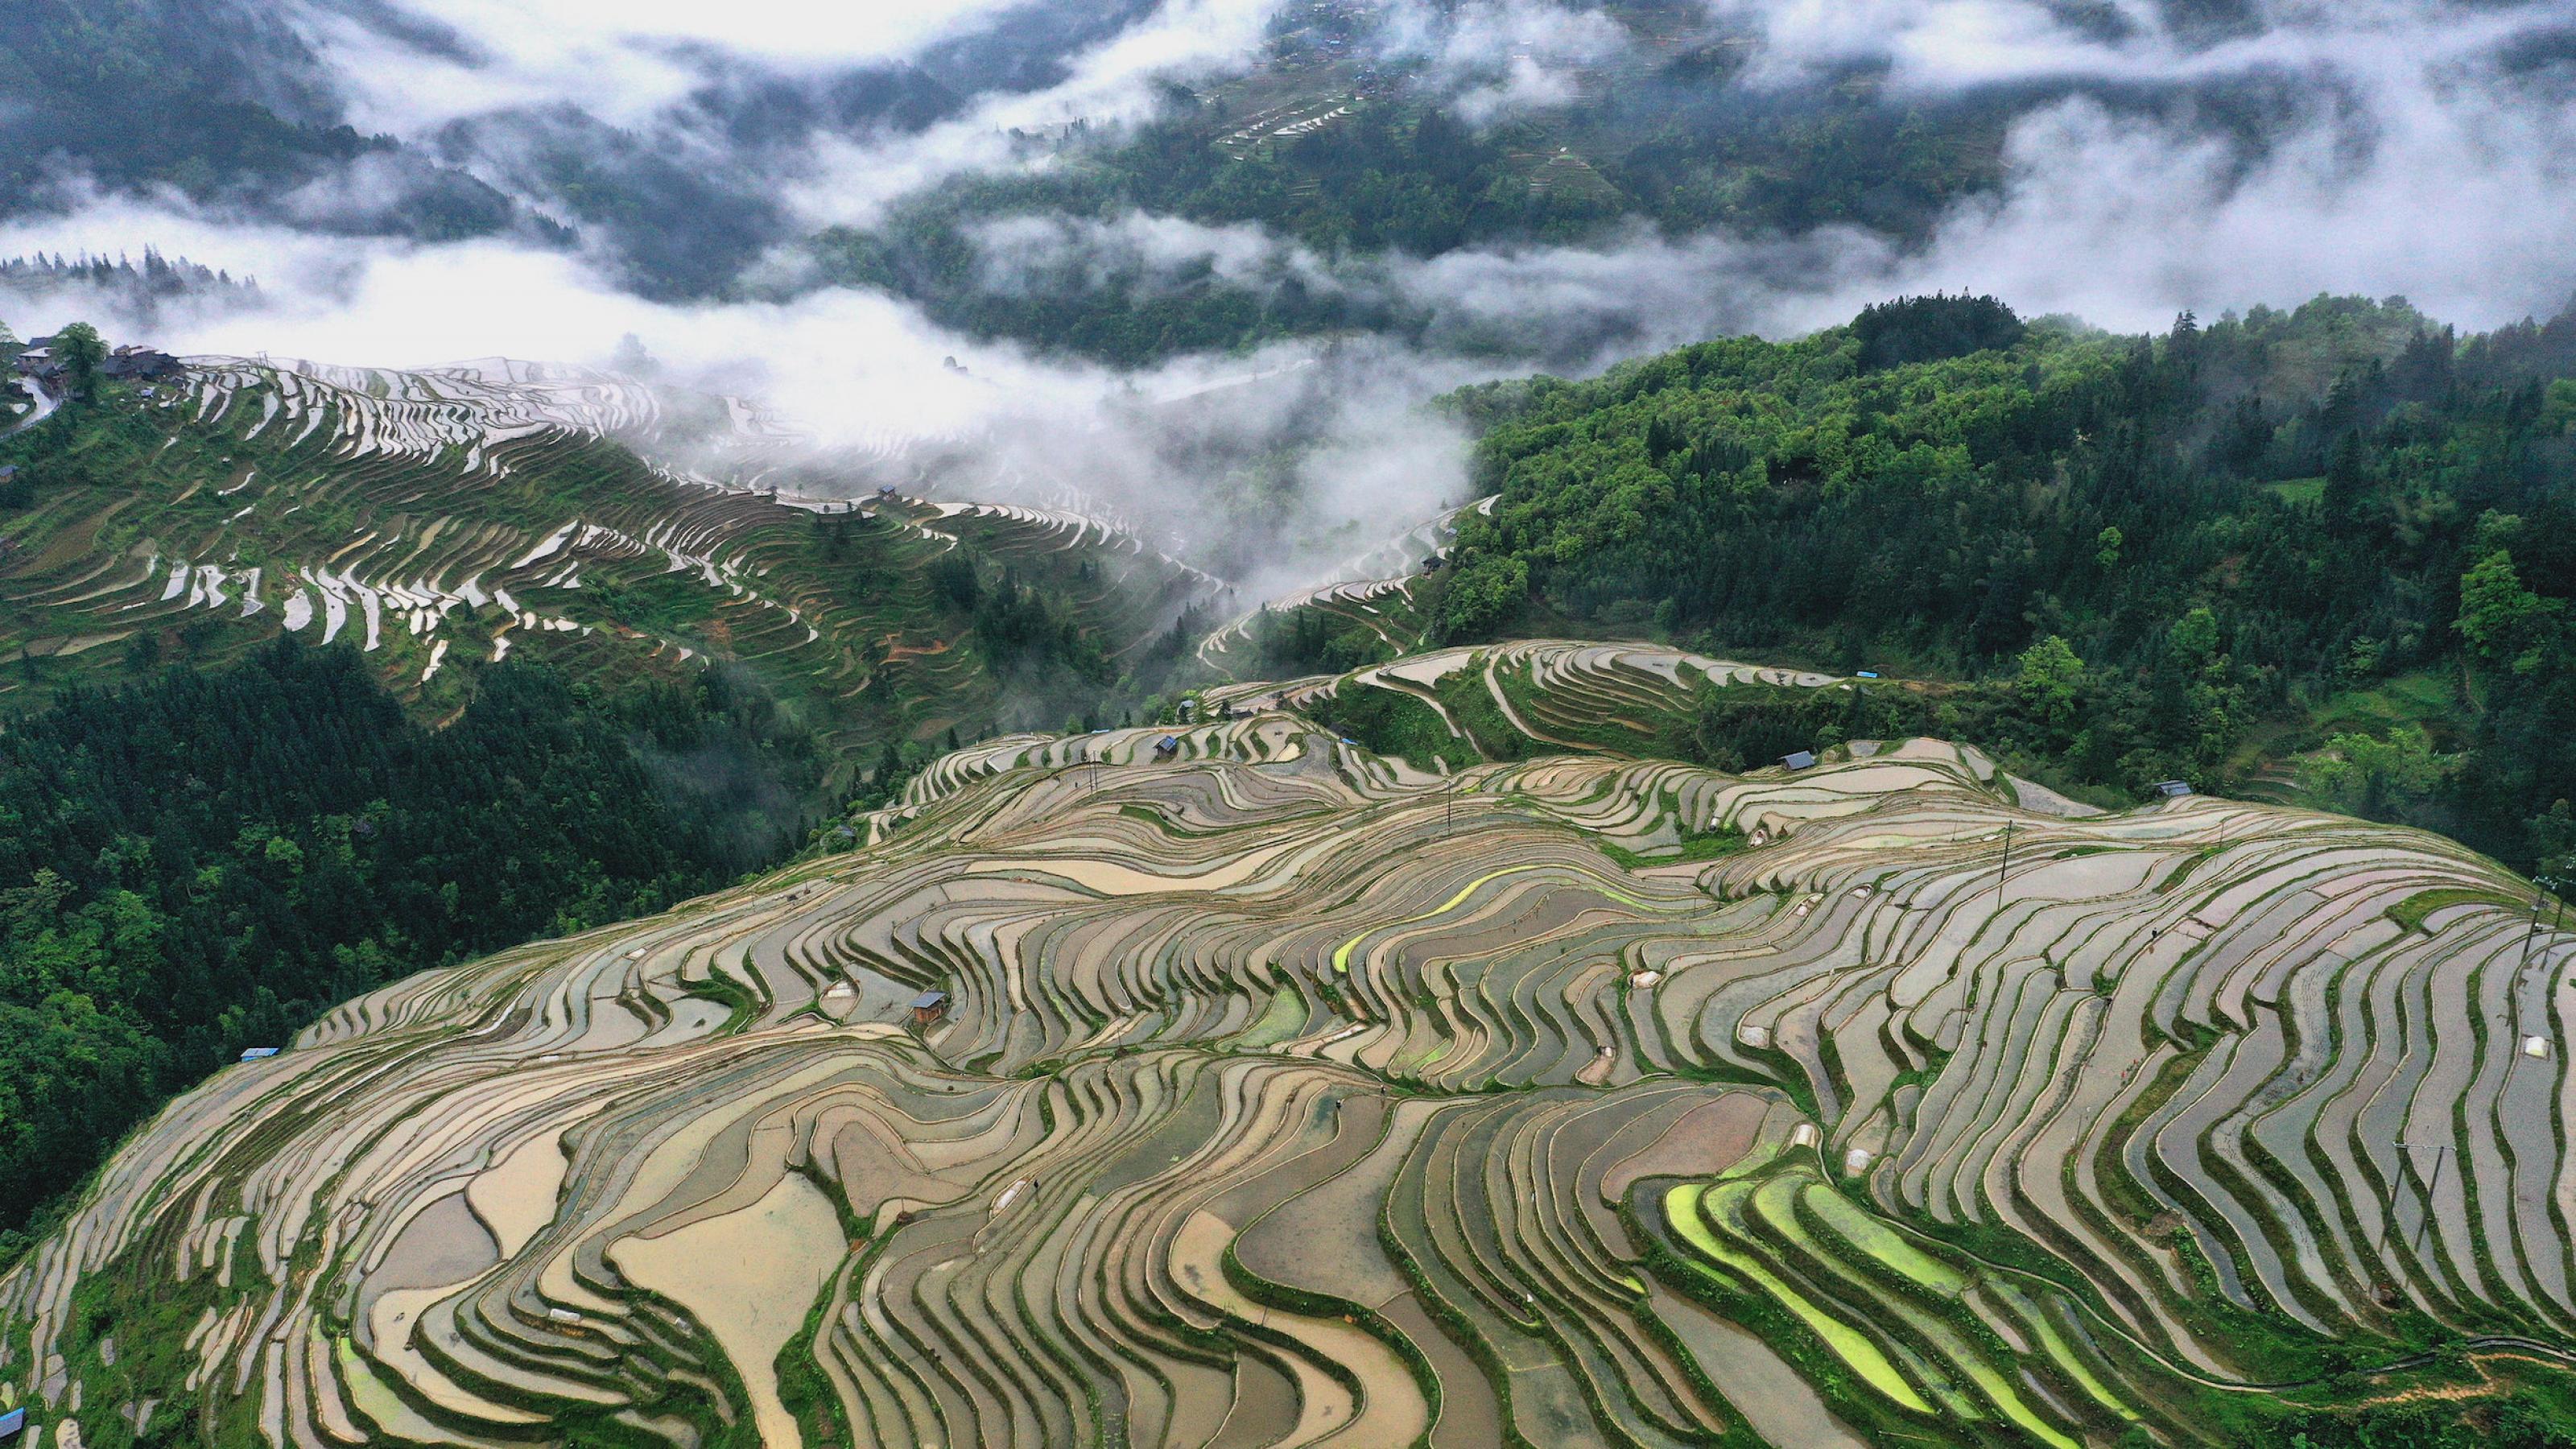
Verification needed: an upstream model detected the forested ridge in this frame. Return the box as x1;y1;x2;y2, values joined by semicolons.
808;105;1587;365
807;89;2008;366
1418;293;2576;877
0;1;522;243
0;641;818;1255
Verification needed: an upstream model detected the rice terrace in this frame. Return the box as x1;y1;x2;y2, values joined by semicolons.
7;2;2576;1443
4;634;2572;1447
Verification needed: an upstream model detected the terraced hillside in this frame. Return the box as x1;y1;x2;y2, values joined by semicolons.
1195;495;1488;677
0;358;1220;753
1198;637;1909;782
5;644;2573;1447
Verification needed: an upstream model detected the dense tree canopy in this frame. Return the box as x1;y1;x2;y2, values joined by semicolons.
1422;295;2576;873
0;641;818;1253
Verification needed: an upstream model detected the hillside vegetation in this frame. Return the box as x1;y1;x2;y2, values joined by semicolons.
810;88;2008;367
0;344;1221;1250
1410;294;2576;877
0;642;811;1254
0;350;1216;751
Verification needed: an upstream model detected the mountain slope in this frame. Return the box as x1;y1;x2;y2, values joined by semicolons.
2;643;2569;1447
0;348;1233;1263
0;355;1224;757
0;639;818;1248
1406;295;2576;873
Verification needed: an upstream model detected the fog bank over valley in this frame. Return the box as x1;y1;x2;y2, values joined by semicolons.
6;0;2572;594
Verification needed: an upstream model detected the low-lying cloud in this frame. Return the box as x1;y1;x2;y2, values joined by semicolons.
1375;0;1638;123
6;0;2574;605
0;191;1484;600
775;0;1281;233
967;213;1342;299
1713;0;2572;93
286;0;1096;132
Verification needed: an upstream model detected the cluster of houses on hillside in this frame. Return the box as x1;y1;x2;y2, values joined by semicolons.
2;332;184;416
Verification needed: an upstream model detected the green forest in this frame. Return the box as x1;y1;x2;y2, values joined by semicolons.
807;89;2007;366
0;640;818;1256
0;1;518;241
1412;292;2576;880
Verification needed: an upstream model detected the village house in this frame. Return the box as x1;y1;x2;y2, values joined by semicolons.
910;989;950;1027
101;345;184;381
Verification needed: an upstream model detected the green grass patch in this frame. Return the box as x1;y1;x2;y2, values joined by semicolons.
1432;661;1533;761
2312;669;2460;737
1664;1182;1936;1414
1600;826;1749;869
1327;679;1476;771
1799;1183;1967;1298
2388;886;2528;934
1232;985;1309;1049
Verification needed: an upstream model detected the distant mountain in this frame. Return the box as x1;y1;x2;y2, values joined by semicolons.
0;0;1180;297
0;0;521;242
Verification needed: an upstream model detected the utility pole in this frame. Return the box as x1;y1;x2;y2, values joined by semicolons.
2381;1138;2402;1266
2411;1142;2449;1259
1996;822;2014;900
2516;890;2546;1034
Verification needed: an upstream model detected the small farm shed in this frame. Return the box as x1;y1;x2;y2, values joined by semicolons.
910;990;950;1026
2154;780;2194;799
1781;750;1817;771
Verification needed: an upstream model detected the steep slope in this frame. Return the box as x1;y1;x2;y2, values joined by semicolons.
1376;297;2576;877
0;357;1224;757
5;645;2570;1447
